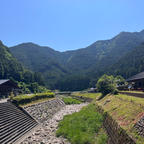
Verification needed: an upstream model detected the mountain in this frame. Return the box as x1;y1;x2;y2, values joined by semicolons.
0;40;24;80
10;43;69;87
109;42;144;79
10;30;144;90
0;41;44;85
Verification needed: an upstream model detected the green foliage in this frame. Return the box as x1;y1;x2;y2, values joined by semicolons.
115;75;126;86
97;94;144;144
62;97;81;105
96;133;108;144
10;31;144;91
96;74;117;96
56;104;107;144
110;42;144;79
73;92;101;100
0;41;45;86
55;75;90;91
18;82;50;94
12;92;54;105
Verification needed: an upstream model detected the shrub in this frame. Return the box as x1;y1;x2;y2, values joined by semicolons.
96;74;117;96
12;92;54;105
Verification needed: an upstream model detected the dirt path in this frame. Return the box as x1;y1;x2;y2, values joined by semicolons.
21;103;88;144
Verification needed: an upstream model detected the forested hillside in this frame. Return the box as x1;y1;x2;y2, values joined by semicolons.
9;30;144;90
0;41;44;85
10;43;69;87
109;42;144;78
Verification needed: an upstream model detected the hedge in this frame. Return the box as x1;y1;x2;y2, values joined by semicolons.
12;92;54;105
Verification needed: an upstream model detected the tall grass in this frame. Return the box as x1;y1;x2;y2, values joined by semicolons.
56;104;108;144
62;97;82;105
73;92;101;100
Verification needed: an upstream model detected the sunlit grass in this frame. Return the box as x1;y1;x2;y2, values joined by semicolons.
96;94;144;144
56;104;108;144
120;90;144;94
62;97;82;105
20;97;55;107
12;92;54;105
72;92;101;100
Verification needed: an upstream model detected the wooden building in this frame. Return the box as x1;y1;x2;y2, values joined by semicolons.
0;79;20;98
127;72;144;90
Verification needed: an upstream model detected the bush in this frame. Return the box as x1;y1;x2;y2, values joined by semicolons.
96;74;117;96
12;92;54;105
18;82;50;94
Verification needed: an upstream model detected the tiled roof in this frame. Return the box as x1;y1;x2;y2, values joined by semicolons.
127;72;144;82
0;79;9;85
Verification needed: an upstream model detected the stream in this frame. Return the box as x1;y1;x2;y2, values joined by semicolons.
21;103;88;144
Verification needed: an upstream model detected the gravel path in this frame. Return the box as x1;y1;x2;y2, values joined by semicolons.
21;103;88;144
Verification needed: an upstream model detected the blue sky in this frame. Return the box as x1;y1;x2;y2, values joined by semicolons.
0;0;144;51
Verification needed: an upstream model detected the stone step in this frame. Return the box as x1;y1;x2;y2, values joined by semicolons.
0;115;35;133
0;122;37;144
0;103;22;112
9;123;38;144
0;101;38;143
0;110;29;119
0;109;33;124
0;117;35;138
0;115;29;129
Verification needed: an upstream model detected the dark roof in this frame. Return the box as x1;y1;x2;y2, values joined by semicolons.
0;79;9;85
127;72;144;82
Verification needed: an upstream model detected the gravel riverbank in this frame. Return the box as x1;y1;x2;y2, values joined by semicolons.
21;103;88;144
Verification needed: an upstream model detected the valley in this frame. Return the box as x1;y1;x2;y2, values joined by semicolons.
1;1;144;144
8;30;144;91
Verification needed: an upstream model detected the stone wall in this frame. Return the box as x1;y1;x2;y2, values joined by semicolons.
24;98;65;123
96;105;136;144
134;116;144;137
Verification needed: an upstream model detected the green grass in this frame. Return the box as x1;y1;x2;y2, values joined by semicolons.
72;92;101;100
96;94;144;144
120;90;144;94
116;94;144;105
12;92;54;105
62;97;82;105
56;104;108;144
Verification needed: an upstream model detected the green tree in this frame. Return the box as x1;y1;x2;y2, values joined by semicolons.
96;74;117;97
115;75;126;86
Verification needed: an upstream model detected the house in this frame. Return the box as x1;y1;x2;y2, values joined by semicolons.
127;72;144;90
0;79;20;98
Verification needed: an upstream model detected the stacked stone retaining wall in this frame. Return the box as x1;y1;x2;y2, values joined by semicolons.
96;105;136;144
134;116;144;137
23;98;65;123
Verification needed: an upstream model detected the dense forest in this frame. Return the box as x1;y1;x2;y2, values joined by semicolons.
0;41;45;92
9;30;144;90
1;30;144;91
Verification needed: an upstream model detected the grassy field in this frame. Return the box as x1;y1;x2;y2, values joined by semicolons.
62;97;82;105
96;94;144;144
56;103;108;144
72;92;101;100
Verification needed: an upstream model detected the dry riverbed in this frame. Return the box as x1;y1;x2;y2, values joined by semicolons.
21;103;88;144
